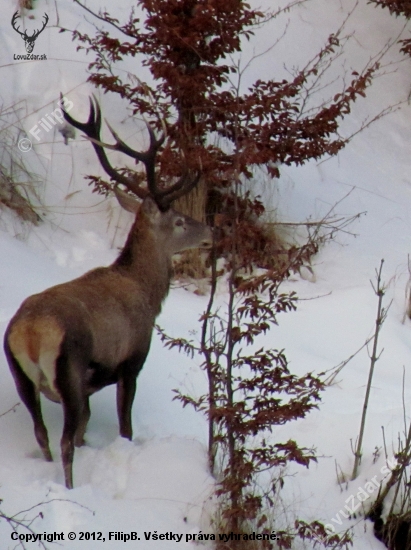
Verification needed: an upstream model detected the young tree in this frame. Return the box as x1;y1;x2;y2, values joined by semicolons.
66;0;379;270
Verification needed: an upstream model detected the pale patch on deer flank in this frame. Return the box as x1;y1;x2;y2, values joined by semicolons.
8;317;64;402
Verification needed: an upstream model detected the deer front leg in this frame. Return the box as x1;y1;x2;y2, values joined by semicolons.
116;375;136;440
116;353;147;440
74;397;90;447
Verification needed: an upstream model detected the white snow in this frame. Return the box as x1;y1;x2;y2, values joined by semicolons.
1;0;411;548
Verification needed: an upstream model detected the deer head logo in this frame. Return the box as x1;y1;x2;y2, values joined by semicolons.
11;11;48;54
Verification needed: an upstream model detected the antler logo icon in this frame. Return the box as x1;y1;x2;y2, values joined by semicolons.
11;11;48;54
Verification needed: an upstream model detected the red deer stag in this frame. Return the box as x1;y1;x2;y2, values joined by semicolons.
4;97;212;489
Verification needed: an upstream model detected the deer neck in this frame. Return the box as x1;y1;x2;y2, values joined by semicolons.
113;216;172;314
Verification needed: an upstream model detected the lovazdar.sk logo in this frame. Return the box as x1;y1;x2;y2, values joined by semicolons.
11;11;48;60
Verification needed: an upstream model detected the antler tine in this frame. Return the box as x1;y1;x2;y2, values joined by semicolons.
104;119;164;163
61;93;99;135
154;149;202;210
157;170;202;210
61;94;148;200
144;119;166;155
103;116;166;202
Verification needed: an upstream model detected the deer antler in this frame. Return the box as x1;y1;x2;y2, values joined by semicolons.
62;95;201;211
102;117;166;201
61;95;149;201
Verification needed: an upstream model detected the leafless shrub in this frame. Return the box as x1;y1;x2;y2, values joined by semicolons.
0;102;42;225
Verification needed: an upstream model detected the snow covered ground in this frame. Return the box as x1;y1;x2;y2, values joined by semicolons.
1;0;411;548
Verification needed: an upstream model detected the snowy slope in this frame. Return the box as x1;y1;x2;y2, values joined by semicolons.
1;0;411;548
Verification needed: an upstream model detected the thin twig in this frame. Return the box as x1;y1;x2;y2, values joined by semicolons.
72;0;132;36
324;335;375;385
352;259;389;480
0;403;19;418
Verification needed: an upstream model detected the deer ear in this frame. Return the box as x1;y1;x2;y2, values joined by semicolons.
113;187;140;213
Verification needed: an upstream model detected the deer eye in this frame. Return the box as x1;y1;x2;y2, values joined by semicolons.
175;218;184;227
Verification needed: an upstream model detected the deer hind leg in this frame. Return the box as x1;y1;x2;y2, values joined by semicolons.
55;350;88;489
116;352;148;440
4;338;52;461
